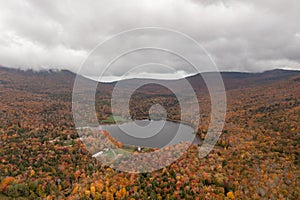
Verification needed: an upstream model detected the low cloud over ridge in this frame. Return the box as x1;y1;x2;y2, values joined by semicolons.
0;0;299;80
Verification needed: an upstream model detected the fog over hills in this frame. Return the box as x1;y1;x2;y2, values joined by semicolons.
1;65;299;90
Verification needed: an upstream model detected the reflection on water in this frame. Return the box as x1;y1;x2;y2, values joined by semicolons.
89;120;201;148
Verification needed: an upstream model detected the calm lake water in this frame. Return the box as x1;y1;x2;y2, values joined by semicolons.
90;120;201;148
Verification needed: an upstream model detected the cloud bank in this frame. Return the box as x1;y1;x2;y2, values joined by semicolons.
0;0;299;80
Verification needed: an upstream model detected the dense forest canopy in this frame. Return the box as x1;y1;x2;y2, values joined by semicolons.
0;67;299;199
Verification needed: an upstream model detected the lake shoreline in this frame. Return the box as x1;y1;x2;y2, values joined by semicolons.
79;120;202;149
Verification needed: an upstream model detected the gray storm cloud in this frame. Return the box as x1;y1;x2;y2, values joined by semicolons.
0;0;299;80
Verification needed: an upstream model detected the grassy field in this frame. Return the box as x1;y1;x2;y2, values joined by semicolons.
95;147;134;162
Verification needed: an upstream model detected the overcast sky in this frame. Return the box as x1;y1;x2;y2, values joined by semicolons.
0;0;300;80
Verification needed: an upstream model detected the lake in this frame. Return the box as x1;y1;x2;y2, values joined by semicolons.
88;120;201;148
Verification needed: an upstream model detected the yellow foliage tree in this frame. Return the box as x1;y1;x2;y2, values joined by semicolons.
90;184;96;198
85;190;91;198
227;191;235;200
115;187;126;199
30;169;35;177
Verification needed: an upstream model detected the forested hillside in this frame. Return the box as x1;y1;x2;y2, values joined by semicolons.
0;66;299;199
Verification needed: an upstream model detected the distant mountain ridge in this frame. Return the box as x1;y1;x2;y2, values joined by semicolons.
1;65;299;79
1;66;300;92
